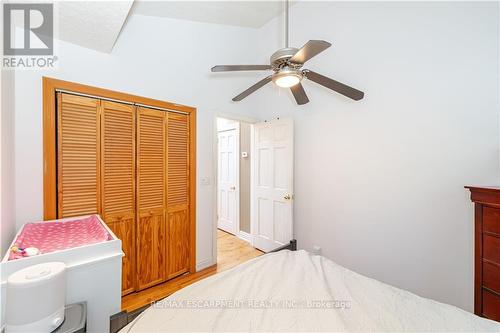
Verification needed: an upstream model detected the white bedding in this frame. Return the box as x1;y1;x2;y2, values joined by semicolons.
123;250;499;332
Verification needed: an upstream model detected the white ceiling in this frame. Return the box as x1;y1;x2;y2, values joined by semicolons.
53;1;288;53
57;1;134;53
130;1;286;28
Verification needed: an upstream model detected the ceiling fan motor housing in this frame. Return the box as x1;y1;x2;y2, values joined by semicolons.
270;47;302;70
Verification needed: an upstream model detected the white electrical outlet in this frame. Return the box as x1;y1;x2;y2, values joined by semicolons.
312;246;321;255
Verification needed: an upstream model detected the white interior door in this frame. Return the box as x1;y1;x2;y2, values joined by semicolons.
251;118;293;252
217;125;240;235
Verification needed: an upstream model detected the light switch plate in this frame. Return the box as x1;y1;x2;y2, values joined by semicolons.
200;177;211;186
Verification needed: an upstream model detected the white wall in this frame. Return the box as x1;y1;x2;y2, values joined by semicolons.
253;1;499;311
12;14;262;270
239;121;251;234
1;69;16;257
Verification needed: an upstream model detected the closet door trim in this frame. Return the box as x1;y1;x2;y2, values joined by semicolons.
43;77;197;273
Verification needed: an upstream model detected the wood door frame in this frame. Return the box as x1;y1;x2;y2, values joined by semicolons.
43;76;197;273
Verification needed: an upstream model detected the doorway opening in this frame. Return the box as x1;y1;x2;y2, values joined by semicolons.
216;117;262;268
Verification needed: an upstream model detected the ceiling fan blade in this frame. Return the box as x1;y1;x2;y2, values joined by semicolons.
212;65;272;72
304;70;364;101
232;76;272;101
290;83;309;105
289;40;332;64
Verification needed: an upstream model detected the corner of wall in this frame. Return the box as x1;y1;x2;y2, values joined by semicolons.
196;257;215;271
1;70;17;257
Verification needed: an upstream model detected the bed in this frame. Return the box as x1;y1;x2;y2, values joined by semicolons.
120;247;499;332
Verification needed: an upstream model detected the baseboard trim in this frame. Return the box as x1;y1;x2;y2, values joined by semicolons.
238;231;251;243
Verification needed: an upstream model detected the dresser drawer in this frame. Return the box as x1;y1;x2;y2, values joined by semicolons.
483;261;500;294
484;207;500;235
483;289;500;321
484;234;500;264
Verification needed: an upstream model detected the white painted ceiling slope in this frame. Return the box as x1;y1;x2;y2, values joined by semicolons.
56;1;134;53
131;1;285;28
54;1;290;53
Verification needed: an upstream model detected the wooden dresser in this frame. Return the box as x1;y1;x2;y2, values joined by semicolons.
466;186;500;321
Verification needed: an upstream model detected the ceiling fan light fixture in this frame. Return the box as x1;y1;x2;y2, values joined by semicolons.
272;69;303;88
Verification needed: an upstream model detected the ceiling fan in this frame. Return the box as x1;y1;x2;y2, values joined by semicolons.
211;0;364;105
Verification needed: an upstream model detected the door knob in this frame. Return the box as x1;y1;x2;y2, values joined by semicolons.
284;194;292;200
230;186;236;190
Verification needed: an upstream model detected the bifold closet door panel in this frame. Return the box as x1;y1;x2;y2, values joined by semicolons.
167;113;190;279
101;100;136;295
137;107;167;290
57;93;100;218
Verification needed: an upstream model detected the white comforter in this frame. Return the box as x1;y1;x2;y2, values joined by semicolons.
123;250;499;332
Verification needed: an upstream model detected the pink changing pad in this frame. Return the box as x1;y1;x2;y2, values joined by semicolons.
9;215;112;260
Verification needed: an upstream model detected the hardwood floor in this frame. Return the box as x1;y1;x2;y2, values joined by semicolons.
121;229;263;312
216;229;263;271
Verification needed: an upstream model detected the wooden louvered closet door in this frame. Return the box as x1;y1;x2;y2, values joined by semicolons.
100;101;136;295
167;113;190;279
56;89;193;293
136;107;167;290
57;93;100;217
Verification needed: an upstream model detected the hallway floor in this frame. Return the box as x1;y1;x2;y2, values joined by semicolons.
217;229;263;271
